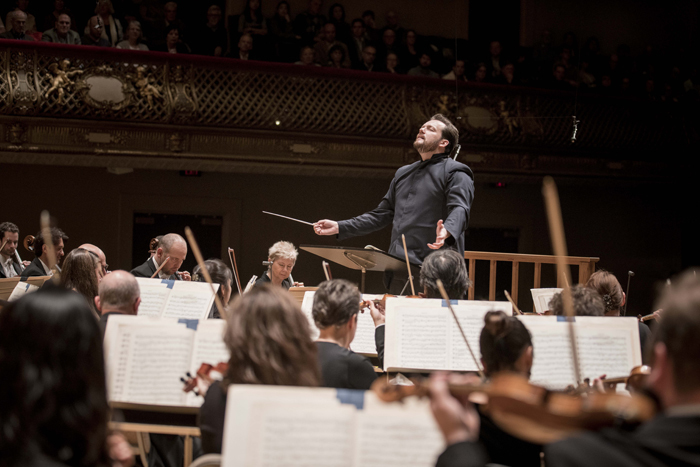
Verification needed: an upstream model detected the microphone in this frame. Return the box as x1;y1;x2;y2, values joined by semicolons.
623;271;634;316
571;116;580;143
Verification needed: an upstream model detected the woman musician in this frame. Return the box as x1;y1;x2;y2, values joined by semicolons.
254;241;301;290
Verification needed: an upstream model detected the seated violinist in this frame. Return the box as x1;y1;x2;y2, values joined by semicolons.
430;268;700;467
586;270;651;363
313;279;378;389
21;227;68;278
193;259;233;319
548;285;605;316
372;249;472;368
430;310;542;467
254;240;300;289
130;233;191;281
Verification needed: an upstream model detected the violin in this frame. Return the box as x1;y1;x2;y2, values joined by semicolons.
596;365;651;393
181;362;228;396
371;372;657;444
369;293;424;310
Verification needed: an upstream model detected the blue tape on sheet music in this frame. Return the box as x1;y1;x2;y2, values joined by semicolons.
161;279;175;289
557;316;575;322
442;299;458;307
178;319;199;330
336;389;364;410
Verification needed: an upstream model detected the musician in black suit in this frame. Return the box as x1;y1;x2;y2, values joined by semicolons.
130;233;191;281
431;268;700;467
20;228;68;279
0;222;22;278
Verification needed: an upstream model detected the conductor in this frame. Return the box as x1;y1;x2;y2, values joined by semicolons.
314;114;474;293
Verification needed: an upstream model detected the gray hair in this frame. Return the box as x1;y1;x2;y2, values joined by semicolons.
10;10;27;22
99;271;140;311
420;249;471;299
268;241;298;265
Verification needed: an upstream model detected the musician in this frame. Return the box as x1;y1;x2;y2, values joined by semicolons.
80;243;109;277
0;288;133;467
199;286;320;454
20;227;69;278
313;279;378;389
60;248;103;319
549;285;605;316
193;259;233;318
372;249;471;368
314;114;474;293
254;240;298;289
0;221;22;278
130;233;191;281
95;270;141;336
546;268;700;466
586;270;652;364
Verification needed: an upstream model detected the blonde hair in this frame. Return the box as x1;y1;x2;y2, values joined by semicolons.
268;241;298;264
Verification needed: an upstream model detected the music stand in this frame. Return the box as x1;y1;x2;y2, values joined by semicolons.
299;245;420;293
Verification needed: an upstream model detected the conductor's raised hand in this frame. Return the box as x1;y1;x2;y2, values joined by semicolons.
314;219;339;236
428;219;451;250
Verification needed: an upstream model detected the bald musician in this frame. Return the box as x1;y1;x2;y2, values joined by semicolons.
430;268;700;467
314;114;474;293
130;233;191;281
95;270;140;336
21;227;68;278
80;243;108;277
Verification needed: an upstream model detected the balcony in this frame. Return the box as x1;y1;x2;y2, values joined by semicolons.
0;40;692;180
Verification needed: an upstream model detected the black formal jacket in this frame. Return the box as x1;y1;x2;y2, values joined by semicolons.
20;257;48;279
130;258;181;281
315;341;377;390
0;259;21;278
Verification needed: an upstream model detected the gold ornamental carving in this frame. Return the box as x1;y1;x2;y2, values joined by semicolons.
5;122;27;144
127;66;163;110
75;64;135;112
45;59;83;105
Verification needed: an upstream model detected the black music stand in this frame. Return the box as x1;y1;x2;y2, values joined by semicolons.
299;245;420;293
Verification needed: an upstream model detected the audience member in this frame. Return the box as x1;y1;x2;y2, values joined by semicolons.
157;24;190;53
233;32;254;59
408;52;439;78
236;0;267;57
92;0;122;47
60;247;103;318
384;52;400;73
5;0;36;37
347;18;367;67
295;45;319;66
326;43;349;68
268;1;298;62
443;59;467;81
473;62;488;82
544;62;576;91
191;5;226;57
41;12;80;43
327;2;350;44
130;233;190;280
0;10;32;40
399;28;420;72
199;286;320;454
383;10;404;38
0;288;124;467
193;258;233;319
95;270;140;335
313;279;378;389
377;27;399;67
0;222;22;278
314;22;350;67
293;0;325;46
40;0;73;33
354;44;377;72
493;62;520;85
361;9;379;43
116;20;148;50
254;240;298;289
149;2;185;45
486;40;506;79
81;15;110;46
21;227;68;278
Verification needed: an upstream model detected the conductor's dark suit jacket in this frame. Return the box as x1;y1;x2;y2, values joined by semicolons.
130;258;181;281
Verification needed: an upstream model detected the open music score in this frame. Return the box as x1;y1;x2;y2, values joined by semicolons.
0;276;51;302
135;277;220;320
384;298;513;373
519;315;641;390
221;385;445;467
530;288;562;314
104;315;228;407
300;290;379;356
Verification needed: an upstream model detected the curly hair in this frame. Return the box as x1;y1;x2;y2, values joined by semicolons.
0;289;110;467
223;285;319;386
549;285;605;317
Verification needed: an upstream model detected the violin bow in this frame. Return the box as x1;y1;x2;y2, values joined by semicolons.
184;227;228;319
227;248;243;295
322;261;332;281
150;256;171;278
542;177;582;386
436;279;485;379
504;290;522;315
39;211;59;281
401;234;416;296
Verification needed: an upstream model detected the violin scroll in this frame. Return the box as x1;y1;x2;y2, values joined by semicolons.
23;235;35;252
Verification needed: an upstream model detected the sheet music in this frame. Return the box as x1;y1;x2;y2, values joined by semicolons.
301;291;320;340
519;316;640;389
135;278;171;317
108;324;194;405
8;281;39;301
530;288;562;314
162;281;219;320
385;299;512;372
186;320;229;406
